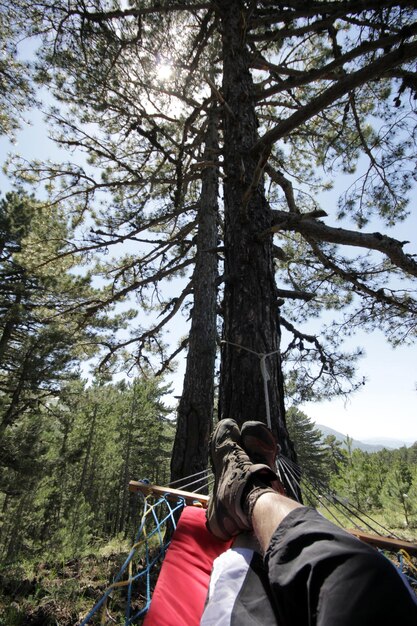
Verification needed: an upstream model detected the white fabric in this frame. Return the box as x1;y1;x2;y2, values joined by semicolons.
200;547;255;625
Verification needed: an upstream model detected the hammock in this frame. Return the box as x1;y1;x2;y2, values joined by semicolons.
80;460;417;625
80;480;231;626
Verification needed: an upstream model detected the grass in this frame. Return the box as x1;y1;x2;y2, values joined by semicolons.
316;501;417;541
0;531;168;626
0;543;137;625
0;496;177;625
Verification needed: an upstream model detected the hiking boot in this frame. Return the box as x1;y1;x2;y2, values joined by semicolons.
241;420;279;469
206;418;278;541
241;421;286;495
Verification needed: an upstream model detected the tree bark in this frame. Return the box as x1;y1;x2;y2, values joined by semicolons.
0;346;34;435
118;388;135;534
170;106;219;487
218;0;294;461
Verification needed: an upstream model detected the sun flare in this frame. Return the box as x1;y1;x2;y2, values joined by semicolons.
156;63;173;81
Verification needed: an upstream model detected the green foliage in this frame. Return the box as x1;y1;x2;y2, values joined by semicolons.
328;442;417;530
287;410;417;531
0;189;174;600
0;2;35;137
286;406;330;487
381;460;416;527
3;0;416;400
323;434;347;475
330;437;379;511
0;190;116;445
0;376;174;566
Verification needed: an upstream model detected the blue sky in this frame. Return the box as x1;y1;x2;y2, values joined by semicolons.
301;331;416;443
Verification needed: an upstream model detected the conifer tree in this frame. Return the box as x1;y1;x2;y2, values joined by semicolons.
286;406;329;487
0;191;114;440
4;1;417;477
0;1;35;136
0;376;173;562
382;459;415;526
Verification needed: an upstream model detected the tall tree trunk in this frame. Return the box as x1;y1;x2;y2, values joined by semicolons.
170;106;219;487
40;414;72;541
0;345;34;435
118;387;135;534
0;292;22;365
219;1;293;460
78;404;98;497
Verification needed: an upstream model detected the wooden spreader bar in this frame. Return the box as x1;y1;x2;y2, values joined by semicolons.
129;482;417;556
129;481;209;508
347;529;417;556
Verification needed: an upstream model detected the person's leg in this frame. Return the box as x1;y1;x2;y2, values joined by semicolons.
206;419;417;626
263;505;417;626
206;418;279;541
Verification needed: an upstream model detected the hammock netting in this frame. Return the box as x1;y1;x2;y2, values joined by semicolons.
80;486;186;626
80;456;417;625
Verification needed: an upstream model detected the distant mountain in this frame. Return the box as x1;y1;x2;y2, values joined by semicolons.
315;424;393;453
362;436;415;448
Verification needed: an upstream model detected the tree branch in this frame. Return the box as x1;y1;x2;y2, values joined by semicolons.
69;3;212;23
266;210;417;277
254;39;417;155
254;25;417;100
85;257;194;317
99;281;193;369
307;239;417;312
276;288;315;301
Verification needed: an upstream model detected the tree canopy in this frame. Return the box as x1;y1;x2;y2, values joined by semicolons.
1;0;417;474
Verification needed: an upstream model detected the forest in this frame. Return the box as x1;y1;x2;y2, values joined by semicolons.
1;0;417;623
1;399;416;623
286;408;417;532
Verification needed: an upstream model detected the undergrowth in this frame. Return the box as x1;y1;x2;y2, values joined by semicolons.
0;537;147;626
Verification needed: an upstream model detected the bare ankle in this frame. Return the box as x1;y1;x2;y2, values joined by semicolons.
252;492;303;553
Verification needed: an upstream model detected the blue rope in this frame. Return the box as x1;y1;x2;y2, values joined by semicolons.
126;493;185;624
397;551;417;590
80;485;185;625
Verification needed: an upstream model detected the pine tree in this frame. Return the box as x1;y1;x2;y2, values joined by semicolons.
323;435;347;476
0;375;173;563
286;407;330;490
0;191;114;440
382;459;415;527
0;1;35;136
4;1;417;476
